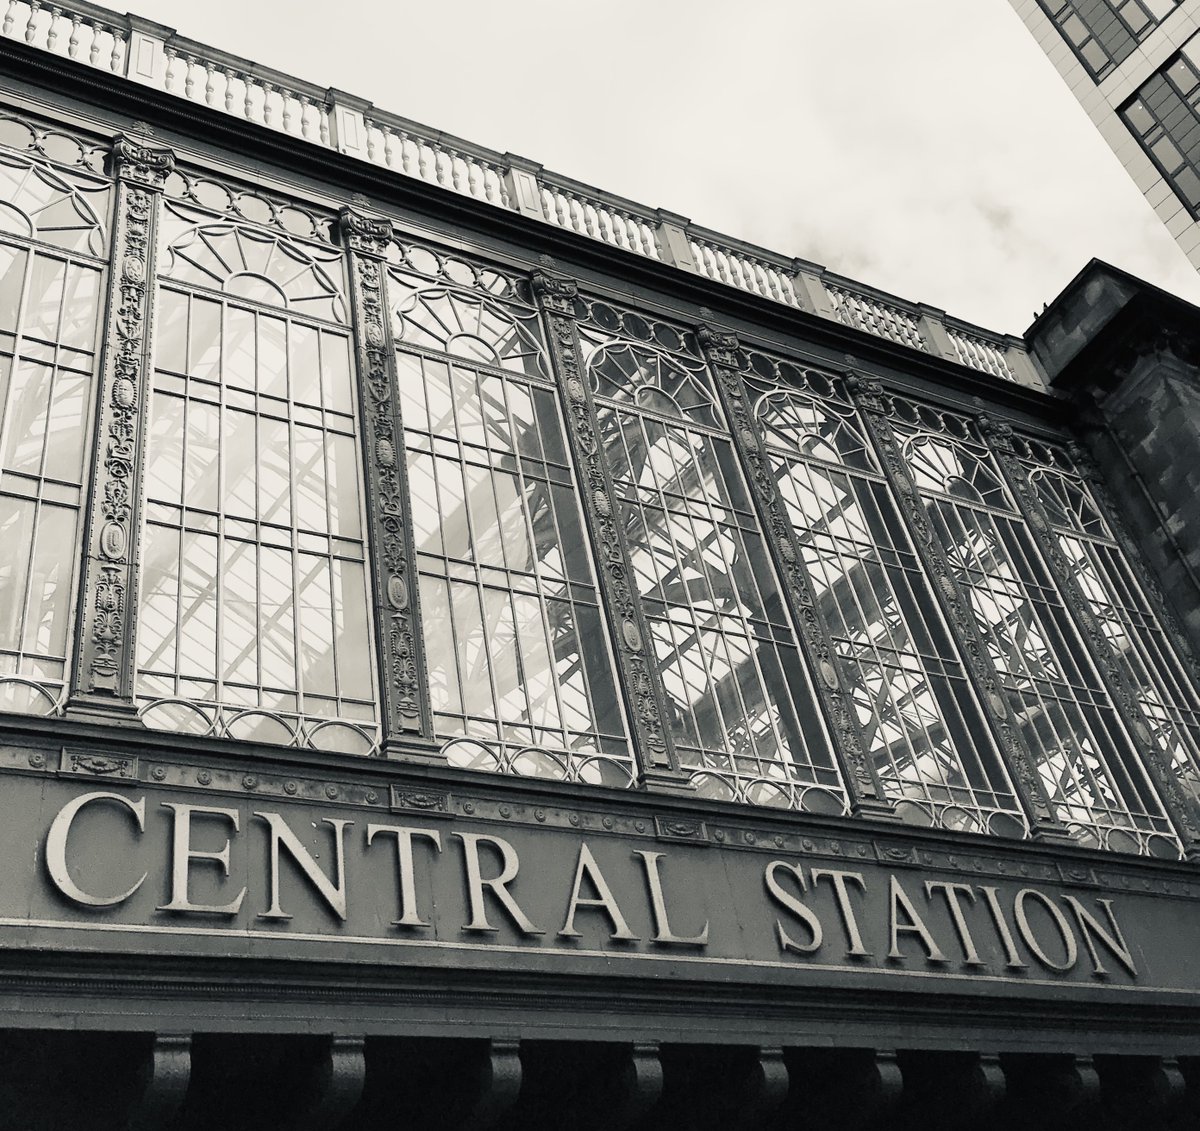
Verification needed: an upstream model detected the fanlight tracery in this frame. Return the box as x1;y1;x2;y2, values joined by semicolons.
389;280;547;377
159;202;346;323
0;152;108;257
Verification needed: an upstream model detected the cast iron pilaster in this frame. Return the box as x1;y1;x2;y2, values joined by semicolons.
339;207;438;759
66;135;175;720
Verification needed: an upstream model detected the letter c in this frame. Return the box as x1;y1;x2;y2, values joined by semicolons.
45;791;147;907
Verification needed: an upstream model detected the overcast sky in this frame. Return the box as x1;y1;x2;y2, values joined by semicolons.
126;0;1200;336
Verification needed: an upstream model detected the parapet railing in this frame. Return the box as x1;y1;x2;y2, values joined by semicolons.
0;0;1046;389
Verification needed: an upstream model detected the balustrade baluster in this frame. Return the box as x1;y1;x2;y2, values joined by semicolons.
318;104;330;145
46;6;59;50
580;199;598;238
183;55;196;99
67;12;78;56
417;139;430;180
24;0;39;45
241;73;254;122
397;131;413;174
109;28;122;72
162;45;176;90
467;156;480;197
282;91;293;133
481;161;498;203
87;19;100;64
263;83;276;126
204;61;215;105
449;149;464;191
2;1;16;37
296;93;311;137
222;66;234;111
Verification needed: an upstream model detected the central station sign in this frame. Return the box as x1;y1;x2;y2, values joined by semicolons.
2;774;1196;1000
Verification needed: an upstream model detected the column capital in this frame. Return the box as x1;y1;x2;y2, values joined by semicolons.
110;134;176;188
697;324;741;368
338;207;393;257
531;268;578;315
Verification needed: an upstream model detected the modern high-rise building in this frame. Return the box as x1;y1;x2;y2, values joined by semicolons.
1009;0;1200;270
1;1;1200;1127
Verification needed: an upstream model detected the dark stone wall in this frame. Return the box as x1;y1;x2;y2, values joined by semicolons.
1080;350;1200;659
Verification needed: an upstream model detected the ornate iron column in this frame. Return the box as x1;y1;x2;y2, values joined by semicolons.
981;416;1200;859
66;135;175;721
532;269;689;792
698;326;895;819
845;369;1072;843
339;208;437;759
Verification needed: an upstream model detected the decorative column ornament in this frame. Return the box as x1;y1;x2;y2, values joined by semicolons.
981;416;1200;858
339;207;437;758
67;136;175;720
844;367;1071;843
698;326;895;819
533;269;689;792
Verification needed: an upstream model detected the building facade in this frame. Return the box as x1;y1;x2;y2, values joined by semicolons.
1009;0;1200;271
1;2;1200;1128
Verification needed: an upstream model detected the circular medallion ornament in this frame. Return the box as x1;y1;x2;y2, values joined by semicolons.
819;660;838;690
622;619;643;652
365;323;384;347
566;378;586;403
99;521;127;559
387;573;409;610
113;378;136;409
376;437;395;466
593;490;611;518
988;692;1006;715
122;255;144;282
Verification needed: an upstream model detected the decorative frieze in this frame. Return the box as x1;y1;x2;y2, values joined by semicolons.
844;367;1071;844
980;416;1200;858
338;207;436;757
67;135;175;719
532;269;688;792
698;326;894;819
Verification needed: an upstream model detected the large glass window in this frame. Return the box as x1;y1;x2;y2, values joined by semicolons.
577;300;845;812
746;352;1022;835
137;189;378;753
1017;434;1200;813
892;403;1176;855
1122;48;1200;218
1038;0;1165;79
389;244;632;786
0;134;109;716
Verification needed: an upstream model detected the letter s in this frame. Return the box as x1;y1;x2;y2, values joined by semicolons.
765;860;823;955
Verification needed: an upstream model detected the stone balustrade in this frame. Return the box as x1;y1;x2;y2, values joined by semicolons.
0;0;1047;389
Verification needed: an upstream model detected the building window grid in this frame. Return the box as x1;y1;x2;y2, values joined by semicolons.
743;352;1024;835
0;146;108;718
0;128;1192;853
1121;52;1200;217
136;196;379;753
388;253;634;787
1037;0;1161;79
578;303;847;813
1018;437;1200;808
891;407;1176;853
